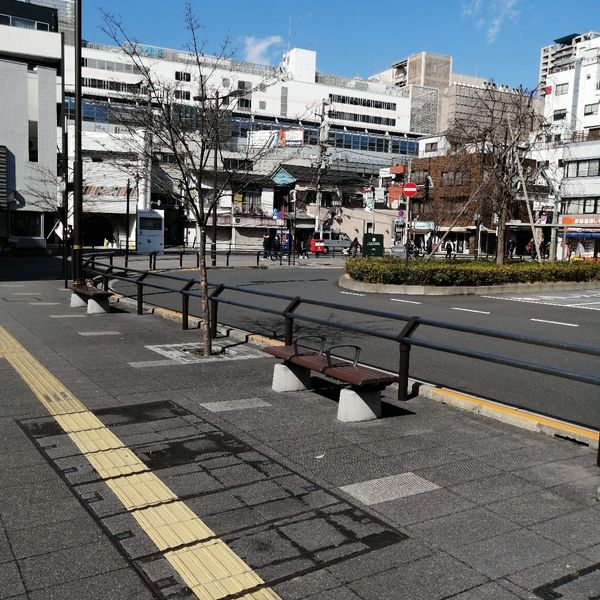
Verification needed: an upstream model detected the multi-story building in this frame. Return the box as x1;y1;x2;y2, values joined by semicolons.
539;31;600;259
0;0;64;246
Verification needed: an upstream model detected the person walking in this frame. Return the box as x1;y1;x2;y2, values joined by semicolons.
272;234;281;260
445;240;453;259
299;238;308;259
508;238;516;258
262;234;271;260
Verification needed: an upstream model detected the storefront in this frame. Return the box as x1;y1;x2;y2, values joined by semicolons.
558;215;600;260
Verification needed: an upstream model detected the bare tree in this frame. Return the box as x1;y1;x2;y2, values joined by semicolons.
444;85;550;264
102;4;281;355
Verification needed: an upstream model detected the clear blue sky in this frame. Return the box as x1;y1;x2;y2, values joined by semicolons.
85;0;599;89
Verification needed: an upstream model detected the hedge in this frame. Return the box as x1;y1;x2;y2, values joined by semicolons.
345;257;600;287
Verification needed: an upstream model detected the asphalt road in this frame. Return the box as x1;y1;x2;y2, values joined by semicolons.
112;265;600;430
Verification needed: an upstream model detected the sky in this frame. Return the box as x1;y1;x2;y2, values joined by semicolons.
85;0;600;89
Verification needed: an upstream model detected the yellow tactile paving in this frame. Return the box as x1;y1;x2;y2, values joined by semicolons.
86;448;148;479
68;428;124;453
54;412;106;433
0;326;283;600
133;503;214;550
166;541;265;599
105;472;178;510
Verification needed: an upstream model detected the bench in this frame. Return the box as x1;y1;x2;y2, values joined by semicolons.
264;336;397;422
69;283;113;314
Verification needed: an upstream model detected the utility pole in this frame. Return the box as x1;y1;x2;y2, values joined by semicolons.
403;158;413;245
314;99;330;233
125;178;131;268
211;91;219;266
72;0;83;285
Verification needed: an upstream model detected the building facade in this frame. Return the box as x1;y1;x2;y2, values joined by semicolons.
0;0;63;246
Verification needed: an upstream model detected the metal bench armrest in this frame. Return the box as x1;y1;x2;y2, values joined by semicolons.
326;345;361;367
293;335;326;355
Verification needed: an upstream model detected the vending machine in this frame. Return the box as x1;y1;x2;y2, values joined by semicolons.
136;209;164;254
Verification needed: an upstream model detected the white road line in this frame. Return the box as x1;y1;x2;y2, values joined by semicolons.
50;314;86;318
78;331;121;336
0;284;24;287
13;292;40;296
531;318;579;327
391;298;422;304
482;295;600;311
29;302;60;306
451;307;491;314
340;291;365;297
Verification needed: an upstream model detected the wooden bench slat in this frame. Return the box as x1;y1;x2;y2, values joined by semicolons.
324;364;396;387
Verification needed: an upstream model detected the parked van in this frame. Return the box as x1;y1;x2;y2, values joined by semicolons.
312;230;352;254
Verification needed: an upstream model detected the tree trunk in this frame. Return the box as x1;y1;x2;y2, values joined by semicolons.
495;200;508;266
196;224;212;357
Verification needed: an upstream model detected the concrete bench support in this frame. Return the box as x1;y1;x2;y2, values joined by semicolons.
272;363;311;393
70;293;88;308
86;297;110;314
337;388;382;422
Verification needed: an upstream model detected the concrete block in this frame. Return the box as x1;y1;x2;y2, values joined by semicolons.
70;293;87;308
86;298;110;314
337;388;381;422
272;363;311;393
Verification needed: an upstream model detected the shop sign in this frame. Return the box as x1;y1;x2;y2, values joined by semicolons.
560;215;600;226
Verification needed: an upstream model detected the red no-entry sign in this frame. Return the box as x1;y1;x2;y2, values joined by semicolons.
403;182;417;197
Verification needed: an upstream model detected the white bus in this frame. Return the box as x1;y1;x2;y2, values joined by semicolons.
136;209;164;254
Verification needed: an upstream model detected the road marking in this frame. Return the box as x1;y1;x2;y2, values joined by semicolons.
13;292;40;295
482;295;600;311
50;314;86;318
0;326;282;600
29;302;60;306
340;291;365;297
531;318;579;327
78;331;121;336
128;359;179;368
391;298;422;304
0;284;25;287
451;307;491;314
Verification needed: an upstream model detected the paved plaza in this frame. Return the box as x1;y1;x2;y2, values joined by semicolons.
0;277;599;599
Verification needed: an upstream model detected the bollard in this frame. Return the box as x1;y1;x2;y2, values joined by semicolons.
136;282;144;315
256;251;261;266
226;250;231;267
209;284;225;340
182;294;189;330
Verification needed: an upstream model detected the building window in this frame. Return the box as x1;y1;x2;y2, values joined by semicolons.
11;16;36;29
555;83;568;95
553;109;567;121
259;100;266;110
584;198;597;214
175;71;191;82
424;142;438;152
328;93;396;111
28;121;38;162
241;190;261;212
238;97;251;110
9;211;42;237
238;80;252;92
174;90;190;100
223;158;253;171
584;103;599;116
564;159;600;178
0;14;9;25
222;77;230;88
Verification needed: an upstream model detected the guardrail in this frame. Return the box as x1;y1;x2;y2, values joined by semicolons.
83;255;600;446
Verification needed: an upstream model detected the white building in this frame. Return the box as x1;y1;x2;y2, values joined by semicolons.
0;0;64;247
539;32;600;259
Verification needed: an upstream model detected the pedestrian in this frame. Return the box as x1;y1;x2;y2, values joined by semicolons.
445;240;453;258
349;237;361;258
525;240;533;257
508;239;516;258
299;239;308;259
262;234;271;260
426;237;433;254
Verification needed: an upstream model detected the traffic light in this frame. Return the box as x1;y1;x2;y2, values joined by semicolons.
424;174;431;201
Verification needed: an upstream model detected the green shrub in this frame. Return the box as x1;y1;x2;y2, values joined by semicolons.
345;258;600;287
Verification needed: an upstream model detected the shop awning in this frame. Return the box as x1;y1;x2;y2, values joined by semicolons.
559;232;600;239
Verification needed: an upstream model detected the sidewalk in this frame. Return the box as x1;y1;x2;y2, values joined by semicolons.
0;277;599;599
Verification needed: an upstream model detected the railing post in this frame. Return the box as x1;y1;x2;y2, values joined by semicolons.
179;252;183;269
282;297;302;345
149;254;153;270
226;250;231;267
397;317;420;402
135;273;147;316
257;251;260;266
209;284;225;339
181;280;195;330
109;254;113;267
196;252;200;269
153;252;158;270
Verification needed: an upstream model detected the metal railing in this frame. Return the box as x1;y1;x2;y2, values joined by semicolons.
83;256;600;416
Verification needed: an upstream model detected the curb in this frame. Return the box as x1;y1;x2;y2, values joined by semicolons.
338;273;600;296
111;292;599;451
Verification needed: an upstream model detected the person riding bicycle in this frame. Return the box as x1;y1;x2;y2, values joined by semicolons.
349;237;361;257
